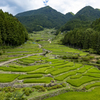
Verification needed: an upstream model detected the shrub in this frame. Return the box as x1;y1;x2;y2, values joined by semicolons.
0;92;5;100
3;87;12;92
23;88;33;96
5;92;12;99
0;51;2;55
81;56;94;62
24;91;30;96
0;87;2;91
89;48;97;54
62;83;66;87
47;84;63;91
96;60;100;64
5;91;26;100
81;57;90;61
61;55;79;59
39;86;46;92
57;85;63;88
32;85;41;89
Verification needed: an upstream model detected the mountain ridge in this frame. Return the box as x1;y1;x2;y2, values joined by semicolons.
15;6;73;32
15;6;100;32
56;6;100;34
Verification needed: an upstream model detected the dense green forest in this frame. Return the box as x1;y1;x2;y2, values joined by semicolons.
62;18;100;54
0;10;28;46
15;6;74;32
56;6;100;34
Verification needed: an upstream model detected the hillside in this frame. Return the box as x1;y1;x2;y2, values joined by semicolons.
74;6;100;21
62;16;100;55
0;10;28;46
15;6;74;32
0;29;100;100
57;6;100;33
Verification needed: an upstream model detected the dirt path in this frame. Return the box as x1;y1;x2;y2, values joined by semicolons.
0;43;50;66
38;44;42;48
0;53;43;66
48;39;51;43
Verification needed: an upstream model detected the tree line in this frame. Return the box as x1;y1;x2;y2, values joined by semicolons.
62;18;100;54
0;10;28;46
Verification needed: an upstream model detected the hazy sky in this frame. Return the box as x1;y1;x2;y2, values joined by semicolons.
0;0;100;15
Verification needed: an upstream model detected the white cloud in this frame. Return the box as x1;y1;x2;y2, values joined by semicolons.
0;0;100;15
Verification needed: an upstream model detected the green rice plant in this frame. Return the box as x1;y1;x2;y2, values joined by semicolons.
51;63;82;75
85;82;100;90
77;65;93;73
43;43;88;56
83;73;100;78
23;77;53;83
0;74;19;83
8;64;23;68
46;67;57;73
56;62;74;68
87;67;100;73
6;43;43;55
18;55;41;64
46;59;65;63
50;62;68;67
44;87;100;100
46;62;70;73
18;74;43;80
47;85;63;91
70;73;83;79
55;70;77;81
67;76;99;87
0;64;49;72
27;67;50;74
18;59;35;65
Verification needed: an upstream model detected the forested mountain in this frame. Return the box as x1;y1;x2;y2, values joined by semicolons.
15;6;74;32
56;6;100;34
62;17;100;54
15;5;100;33
75;6;100;21
0;10;28;46
65;12;74;22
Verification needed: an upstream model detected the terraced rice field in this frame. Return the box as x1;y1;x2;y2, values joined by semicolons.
0;56;100;89
0;29;100;100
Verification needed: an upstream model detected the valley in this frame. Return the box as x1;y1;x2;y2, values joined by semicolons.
1;4;100;100
0;29;100;100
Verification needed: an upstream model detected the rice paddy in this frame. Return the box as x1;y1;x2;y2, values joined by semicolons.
0;29;100;100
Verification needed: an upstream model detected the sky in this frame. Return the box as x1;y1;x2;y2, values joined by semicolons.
0;0;100;15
